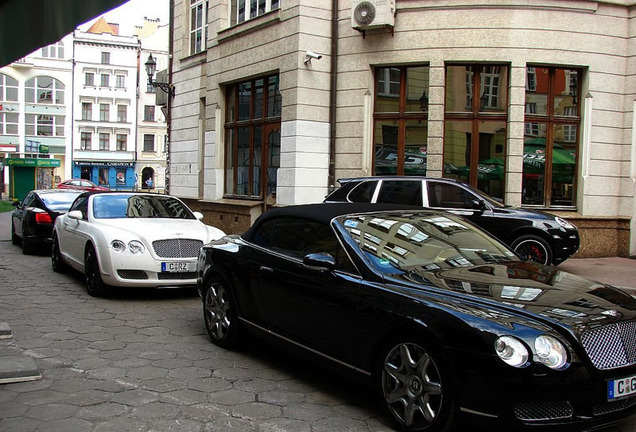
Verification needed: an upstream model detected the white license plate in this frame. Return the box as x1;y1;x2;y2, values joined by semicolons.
161;262;196;273
608;375;636;400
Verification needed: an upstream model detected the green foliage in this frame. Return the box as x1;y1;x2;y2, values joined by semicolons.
0;200;16;213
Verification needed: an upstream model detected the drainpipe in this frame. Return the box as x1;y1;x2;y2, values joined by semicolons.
328;0;338;192
166;0;175;194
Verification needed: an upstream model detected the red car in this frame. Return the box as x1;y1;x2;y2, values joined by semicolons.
57;179;110;192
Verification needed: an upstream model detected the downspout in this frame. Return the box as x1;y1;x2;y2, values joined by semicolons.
328;0;338;192
166;0;175;194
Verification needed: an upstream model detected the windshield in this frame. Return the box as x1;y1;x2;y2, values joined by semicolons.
40;192;82;211
92;195;196;219
339;212;519;275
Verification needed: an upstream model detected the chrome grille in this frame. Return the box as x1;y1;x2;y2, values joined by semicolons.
593;397;636;416
581;321;636;370
514;401;573;422
152;239;203;258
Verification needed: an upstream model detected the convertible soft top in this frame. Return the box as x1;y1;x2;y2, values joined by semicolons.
242;202;429;241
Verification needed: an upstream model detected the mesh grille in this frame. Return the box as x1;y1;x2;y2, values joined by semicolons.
593;397;636;416
117;270;148;280
158;272;197;280
581;321;636;370
152;239;203;258
514;401;573;422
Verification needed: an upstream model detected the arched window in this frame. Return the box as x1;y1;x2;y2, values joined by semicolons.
0;73;18;102
25;76;65;105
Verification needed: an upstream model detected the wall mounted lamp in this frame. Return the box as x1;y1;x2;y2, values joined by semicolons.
145;53;175;97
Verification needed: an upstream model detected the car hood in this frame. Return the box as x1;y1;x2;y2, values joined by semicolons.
492;206;559;222
95;218;224;243
388;260;636;335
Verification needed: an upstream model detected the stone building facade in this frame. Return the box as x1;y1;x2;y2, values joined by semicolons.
168;0;636;257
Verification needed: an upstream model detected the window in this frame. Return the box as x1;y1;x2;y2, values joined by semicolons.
444;64;509;201
42;41;64;59
232;0;280;25
524;103;538;136
376;180;423;206
81;132;91;150
144;105;155;122
116;134;127;151
99;168;109;185
0;73;18;101
101;52;110;65
117;105;127;123
427;181;478;209
0;112;18;134
25;76;65;104
249;217;356;273
99;133;109;150
100;74;109;87
373;66;429;176
116;75;125;88
523;67;580;208
190;0;209;55
143;134;155;152
100;104;109;121
82;103;92;121
85;72;94;86
526;67;537;91
225;75;282;198
147;82;156;93
26;114;65;137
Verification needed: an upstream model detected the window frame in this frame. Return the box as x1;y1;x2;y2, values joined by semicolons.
232;0;280;25
116;134;127;151
190;0;209;55
99;133;110;151
80;132;92;150
144;105;155;122
82;102;92;121
99;103;109;122
143;134;155;152
0;73;19;102
25;76;65;105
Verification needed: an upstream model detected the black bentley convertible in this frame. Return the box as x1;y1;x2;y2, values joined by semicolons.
196;203;636;431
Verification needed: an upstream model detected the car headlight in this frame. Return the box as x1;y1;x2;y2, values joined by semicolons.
495;336;529;368
128;240;146;255
111;240;126;253
535;335;569;370
555;217;576;230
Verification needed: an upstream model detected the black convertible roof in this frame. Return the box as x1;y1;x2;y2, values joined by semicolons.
242;202;428;240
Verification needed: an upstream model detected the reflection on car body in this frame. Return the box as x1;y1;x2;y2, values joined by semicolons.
197;203;636;432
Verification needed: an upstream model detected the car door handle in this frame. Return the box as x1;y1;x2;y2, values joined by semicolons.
259;266;274;273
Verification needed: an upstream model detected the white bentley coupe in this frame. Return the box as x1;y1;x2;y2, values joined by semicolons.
52;192;225;296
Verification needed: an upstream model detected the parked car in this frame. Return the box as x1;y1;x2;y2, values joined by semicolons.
324;177;579;265
57;179;110;192
52;192;225;296
197;203;636;432
11;189;83;255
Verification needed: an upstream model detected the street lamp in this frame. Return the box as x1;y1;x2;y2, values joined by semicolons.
145;53;174;97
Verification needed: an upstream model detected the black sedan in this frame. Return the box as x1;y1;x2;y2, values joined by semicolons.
197;203;636;432
12;189;82;254
324;177;580;265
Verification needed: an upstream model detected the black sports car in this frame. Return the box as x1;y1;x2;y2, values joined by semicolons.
197;203;636;432
324;177;580;266
11;189;82;254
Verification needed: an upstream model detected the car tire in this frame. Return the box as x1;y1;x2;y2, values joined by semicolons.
202;278;242;348
511;234;553;265
51;235;67;273
378;338;456;432
21;225;33;255
85;246;107;297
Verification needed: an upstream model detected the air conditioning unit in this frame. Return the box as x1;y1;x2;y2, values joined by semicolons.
351;0;395;31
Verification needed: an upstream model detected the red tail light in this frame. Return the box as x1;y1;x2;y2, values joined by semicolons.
35;212;53;225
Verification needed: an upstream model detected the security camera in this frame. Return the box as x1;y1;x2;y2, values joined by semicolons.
304;51;323;64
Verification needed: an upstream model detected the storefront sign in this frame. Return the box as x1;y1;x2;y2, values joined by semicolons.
4;158;61;167
74;161;135;167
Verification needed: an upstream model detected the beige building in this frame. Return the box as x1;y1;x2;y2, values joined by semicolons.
168;0;636;258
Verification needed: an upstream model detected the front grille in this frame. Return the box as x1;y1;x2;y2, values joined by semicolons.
152;239;203;258
593;397;636;416
158;272;196;280
581;321;636;370
117;270;148;280
514;401;573;422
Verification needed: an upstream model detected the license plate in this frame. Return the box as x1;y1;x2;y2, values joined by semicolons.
608;375;636;400
161;262;196;273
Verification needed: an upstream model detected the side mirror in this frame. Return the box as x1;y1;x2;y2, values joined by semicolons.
303;252;336;271
12;200;20;207
193;211;204;221
472;199;486;211
67;210;84;220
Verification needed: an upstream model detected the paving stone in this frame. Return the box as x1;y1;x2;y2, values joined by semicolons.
0;356;41;384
